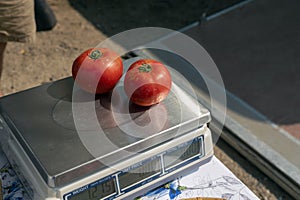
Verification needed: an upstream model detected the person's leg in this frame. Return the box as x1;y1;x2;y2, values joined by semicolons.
0;42;7;96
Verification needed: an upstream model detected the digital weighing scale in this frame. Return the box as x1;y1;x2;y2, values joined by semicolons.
0;76;213;200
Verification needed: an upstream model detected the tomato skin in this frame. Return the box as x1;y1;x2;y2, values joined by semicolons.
72;48;123;94
124;59;172;106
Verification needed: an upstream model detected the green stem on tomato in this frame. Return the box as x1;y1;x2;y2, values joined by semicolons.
89;49;102;60
138;64;152;73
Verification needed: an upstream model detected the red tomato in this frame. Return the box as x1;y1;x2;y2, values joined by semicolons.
72;48;123;94
124;59;172;106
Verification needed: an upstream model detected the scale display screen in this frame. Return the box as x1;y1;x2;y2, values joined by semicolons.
66;178;116;200
164;137;202;170
119;157;161;190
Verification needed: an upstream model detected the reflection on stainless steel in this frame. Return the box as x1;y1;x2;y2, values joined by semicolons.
0;77;210;187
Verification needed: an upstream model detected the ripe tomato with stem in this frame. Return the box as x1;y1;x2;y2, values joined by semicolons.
124;59;172;106
72;48;123;94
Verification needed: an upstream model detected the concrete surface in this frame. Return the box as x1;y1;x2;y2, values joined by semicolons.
181;0;300;198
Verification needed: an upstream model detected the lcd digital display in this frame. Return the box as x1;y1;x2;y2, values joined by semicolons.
119;158;161;189
68;178;115;200
164;138;201;169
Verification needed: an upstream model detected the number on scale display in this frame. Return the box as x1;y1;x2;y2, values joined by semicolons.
68;179;115;200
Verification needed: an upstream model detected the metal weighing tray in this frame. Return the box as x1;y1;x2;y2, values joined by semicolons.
0;77;210;191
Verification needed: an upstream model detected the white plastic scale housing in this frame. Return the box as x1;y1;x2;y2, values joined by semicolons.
0;78;213;200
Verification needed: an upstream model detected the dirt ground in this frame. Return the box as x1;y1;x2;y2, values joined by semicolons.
0;0;294;199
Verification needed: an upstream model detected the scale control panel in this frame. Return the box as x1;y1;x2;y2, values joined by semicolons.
63;135;205;200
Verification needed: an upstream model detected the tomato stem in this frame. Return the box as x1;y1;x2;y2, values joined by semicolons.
89;50;102;60
138;64;152;73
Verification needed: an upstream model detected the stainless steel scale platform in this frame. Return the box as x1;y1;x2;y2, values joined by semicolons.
0;76;213;200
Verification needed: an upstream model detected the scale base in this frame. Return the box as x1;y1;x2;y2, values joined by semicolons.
2;122;213;200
